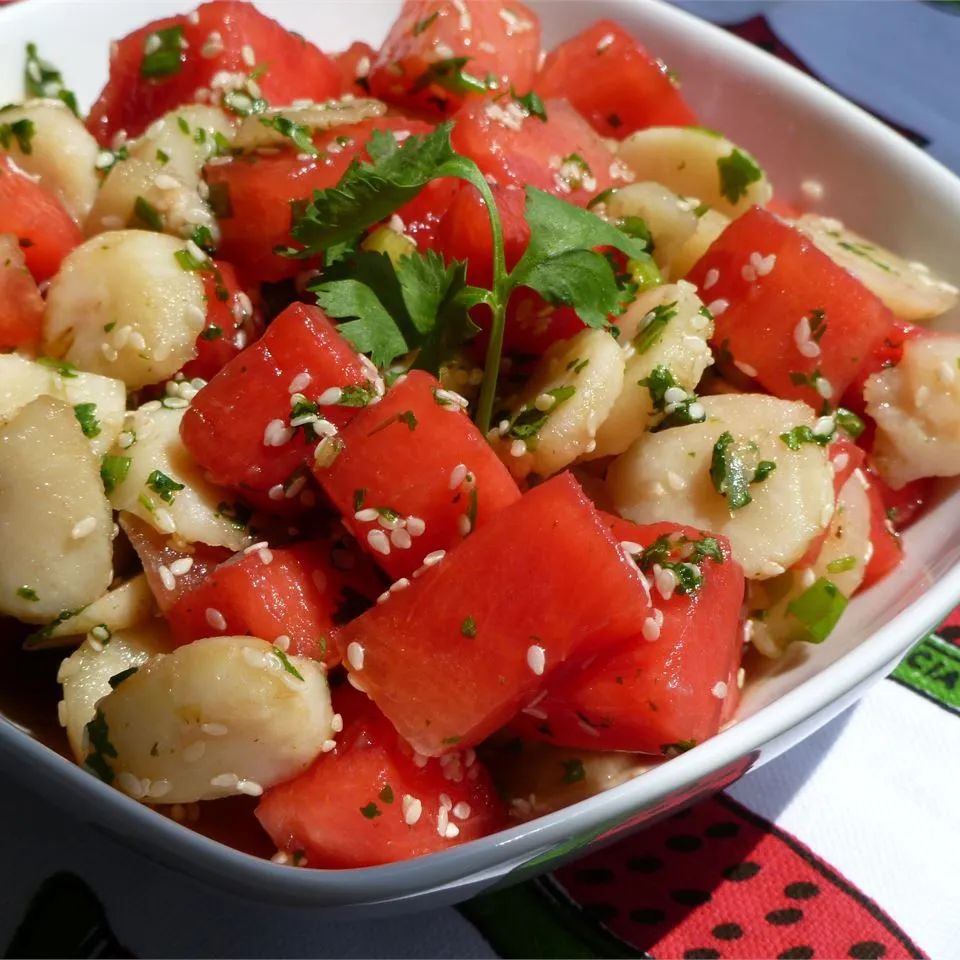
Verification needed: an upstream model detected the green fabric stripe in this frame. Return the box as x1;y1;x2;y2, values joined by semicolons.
891;633;960;714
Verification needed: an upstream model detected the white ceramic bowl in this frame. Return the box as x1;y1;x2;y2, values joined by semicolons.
2;0;959;916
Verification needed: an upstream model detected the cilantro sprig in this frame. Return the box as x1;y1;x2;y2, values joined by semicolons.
289;124;648;431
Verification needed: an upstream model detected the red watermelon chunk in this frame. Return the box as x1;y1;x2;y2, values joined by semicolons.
256;686;506;867
180;302;376;493
335;472;652;757
512;515;745;755
0;234;44;350
311;369;521;582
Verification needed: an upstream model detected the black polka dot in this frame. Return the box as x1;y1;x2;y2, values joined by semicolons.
778;947;814;959
627;854;663;873
712;922;743;941
629;907;666;924
767;908;804;926
666;834;703;852
574;867;614;885
785;881;820;900
724;861;761;881
706;821;741;838
849;942;886;959
684;950;720;959
672;888;712;906
581;902;618;923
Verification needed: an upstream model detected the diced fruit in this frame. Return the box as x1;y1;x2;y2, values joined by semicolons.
868;470;930;532
86;0;341;144
535;20;695;138
180;303;376;492
333;41;377;96
312;370;520;581
450;98;619;208
842;318;922;420
685;206;897;409
512;516;744;754
166;539;378;665
369;0;540;117
0;234;44;349
861;471;903;589
256;686;506;867
0;153;82;282
207;117;432;283
336;472;652;756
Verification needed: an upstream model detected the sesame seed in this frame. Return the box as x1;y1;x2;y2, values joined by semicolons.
707;298;729;316
201;31;224;57
642;608;664;641
274;634;291;652
816;377;834;399
437;806;450;837
391;527;413;550
449;463;468;489
654;564;678;600
406;516;426;537
596;31;615;51
733;359;758;378
117;772;146;798
452;801;471;820
687;401;705;420
356;55;371;78
444;823;461;839
793;315;822;359
423;549;446;566
412;751;429;768
183;740;206;763
241;43;256;66
321;739;336;753
402;794;423;825
510;439;527;458
812;415;835;437
205;607;227;631
289;372;312;393
70;515;97;540
761;560;786;577
711;680;728;700
264;419;294;446
157;565;176;591
346;641;365;671
367;528;391;555
737;667;746;689
534;393;557;412
211;773;239;789
284;475;307;499
752;252;776;276
237;778;263;796
258;548;273;565
799;566;817;589
832;452;850;474
703;268;719;290
243;540;269;555
100;343;119;363
526;644;546;676
457;514;472;537
354;507;379;522
741;263;758;283
317;386;343;406
800;179;824;202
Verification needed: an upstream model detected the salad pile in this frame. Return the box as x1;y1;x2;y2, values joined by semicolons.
0;0;957;868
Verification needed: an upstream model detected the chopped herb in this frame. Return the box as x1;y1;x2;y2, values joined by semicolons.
717;147;763;204
199;324;223;341
0;118;35;155
511;88;547;122
661;739;697;757
24;43;79;115
834;236;893;273
132;195;164;231
558;152;592;191
140;26;185;79
174;247;209;272
103;322;116;333
258;115;318;156
223;84;268;117
412;11;439;35
640;365;706;430
146;470;185;503
466;484;478;529
338;383;379;407
37;356;78;378
460;615;477;638
353;488;366;512
631;532;724;596
753;460;777;482
376;506;400;523
835;407;865;440
710;431;771;512
108;667;139;689
780;424;832;450
272;646;304;681
73;402;101;439
561;758;586;784
634;301;678;354
190;224;216;253
587;187;617;210
84;709;117;783
150;742;160;757
359;801;381;819
156;148;170;165
379;784;394;804
177;116;190;135
808;308;827;342
100;455;132;495
786;576;848;643
24;608;84;645
506;385;576;448
826;555;857;574
413;57;489;95
16;586;38;602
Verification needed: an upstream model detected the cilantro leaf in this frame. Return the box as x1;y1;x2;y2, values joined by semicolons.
710;431;758;512
717;147;763;204
412;57;489;95
259;115;318;156
0;118;35;155
24;43;79;115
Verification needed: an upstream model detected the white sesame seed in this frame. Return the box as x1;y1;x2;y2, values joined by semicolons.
449;463;468;489
201;722;228;736
317;386;343;406
201;31;224;57
211;773;239;789
510;439;527;458
354;508;378;523
707;298;729;316
816;377;834;400
243;540;269;555
832;452;850;475
437;806;450;837
737;667;746;689
711;680;728;700
186;239;208;263
391;527;413;550
654;564;677;601
271;633;290;653
423;549;446;567
117;771;146;799
526;644;546;676
800;179;824;202
799;566;817;589
100;343;119;363
412;751;429;768
258;548;274;565
158;565;176;591
205;607;227;631
367;528;391;555
812;415;835;437
642;608;664;642
457;514;472;537
237;778;263;797
687;401;705;421
534;393;557;412
330;712;343;734
761;560;787;577
284;475;307;499
406;516;426;537
183;741;206;763
703;268;719;291
402;794;423;825
264;419;294;446
741;263;758;283
346;641;365;671
241;43;256;67
444;823;461;839
753;252;776;276
733;359;758;378
70;515;97;540
452;801;471;820
289;372;312;393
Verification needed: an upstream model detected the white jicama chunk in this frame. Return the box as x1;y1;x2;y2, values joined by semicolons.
0;353;126;456
590;281;713;459
797;214;958;322
43;231;206;390
0;99;99;222
0;397;112;622
601;182;697;277
232;97;386;151
618;126;772;218
494;328;624;479
87;636;333;803
748;470;871;656
59;621;171;761
607;394;835;579
31;575;158;649
865;335;960;488
669;207;731;279
107;402;251;551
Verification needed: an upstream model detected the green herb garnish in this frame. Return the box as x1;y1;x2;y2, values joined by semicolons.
717;147;763;204
73;403;101;439
141;26;185;79
146;470;184;503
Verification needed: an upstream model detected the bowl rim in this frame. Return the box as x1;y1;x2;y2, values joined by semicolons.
3;0;960;907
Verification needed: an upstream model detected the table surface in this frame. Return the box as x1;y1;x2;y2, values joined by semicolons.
2;2;960;958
